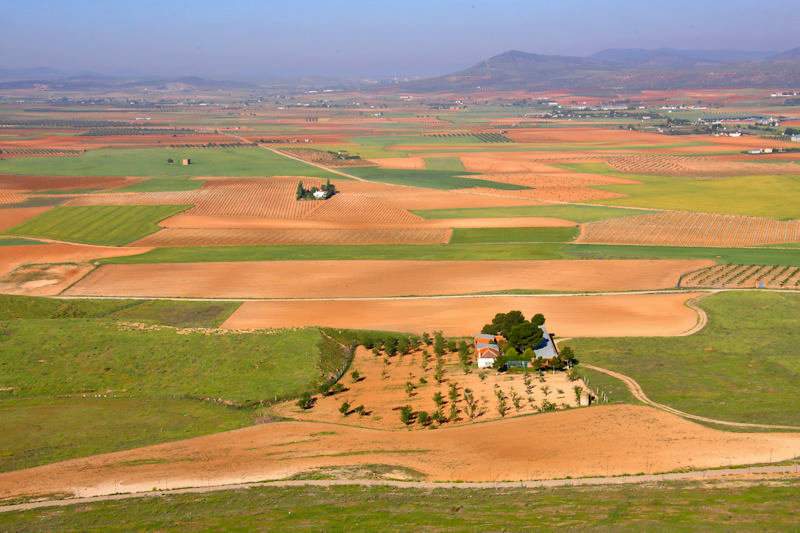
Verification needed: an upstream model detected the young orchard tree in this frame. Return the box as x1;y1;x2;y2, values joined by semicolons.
405;381;415;397
433;391;444;409
574;385;584;405
417;411;430;426
422;332;431;345
447;339;457;352
350;370;360;382
400;405;413;425
448;382;459;403
449;403;458;421
339;401;350;415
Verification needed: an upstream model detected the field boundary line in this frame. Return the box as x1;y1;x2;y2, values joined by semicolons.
2;466;799;514
581;363;800;431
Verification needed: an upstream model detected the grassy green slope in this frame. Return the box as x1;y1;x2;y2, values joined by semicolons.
0;295;337;471
571;291;800;427
5;481;800;530
4;205;190;246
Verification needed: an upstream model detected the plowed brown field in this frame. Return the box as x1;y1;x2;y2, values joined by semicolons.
222;292;703;337
579;211;800;247
65;259;712;298
5;404;795;499
681;264;800;289
0;244;149;282
133;227;451;246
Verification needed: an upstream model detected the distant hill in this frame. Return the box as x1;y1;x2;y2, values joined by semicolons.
399;47;800;92
591;48;777;66
0;75;257;91
769;47;800;61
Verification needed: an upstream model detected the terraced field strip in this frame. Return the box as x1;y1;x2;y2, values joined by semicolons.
133;227;451;246
579;211;800;247
682;264;800;289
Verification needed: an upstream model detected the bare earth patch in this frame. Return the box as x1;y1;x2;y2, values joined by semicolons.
1;405;799;499
223;293;703;337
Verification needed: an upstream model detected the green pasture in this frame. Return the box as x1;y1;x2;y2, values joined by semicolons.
560;162;800;219
0;294;334;471
339;167;530;190
571;291;800;427
6;480;800;530
423;156;465;171
0;237;43;246
0;147;339;178
4;205;190;246
413;204;646;222
449;227;579;243
0;397;254;473
563;243;800;266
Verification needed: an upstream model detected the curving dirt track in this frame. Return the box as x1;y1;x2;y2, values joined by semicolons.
222;292;704;337
2;405;799;501
65;260;714;299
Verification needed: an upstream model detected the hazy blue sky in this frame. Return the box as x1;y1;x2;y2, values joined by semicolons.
3;0;798;78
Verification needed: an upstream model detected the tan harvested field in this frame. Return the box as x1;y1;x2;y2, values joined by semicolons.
0;206;51;230
369;156;427;169
223;292;703;337
3;405;798;499
579;211;800;247
681;264;800;289
503;127;672;145
272;347;587;430
65;260;712;298
0;262;95;296
133;227;451;246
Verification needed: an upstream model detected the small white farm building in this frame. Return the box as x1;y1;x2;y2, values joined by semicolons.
473;327;559;368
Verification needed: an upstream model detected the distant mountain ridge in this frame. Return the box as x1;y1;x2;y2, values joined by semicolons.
401;47;800;92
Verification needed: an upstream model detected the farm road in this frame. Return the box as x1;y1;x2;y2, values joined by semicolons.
2;466;799;514
583;363;800;431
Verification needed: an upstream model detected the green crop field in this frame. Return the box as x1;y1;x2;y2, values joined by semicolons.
97;242;800;266
4;205;190;246
0;237;43;246
560;163;800;219
0;294;340;471
341;167;530;190
571;291;800;427
413;205;646;222
449;226;579;243
423;156;465;171
5;480;800;530
0;147;339;179
563;243;800;266
113;177;205;193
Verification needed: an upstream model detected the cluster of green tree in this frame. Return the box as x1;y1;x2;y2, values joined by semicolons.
785;127;800;136
481;310;577;371
296;178;336;200
481;310;546;352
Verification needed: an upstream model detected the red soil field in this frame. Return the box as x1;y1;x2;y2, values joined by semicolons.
0;207;51;231
7;404;796;499
65;259;713;299
223;292;703;337
579;211;800;247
